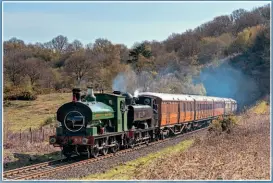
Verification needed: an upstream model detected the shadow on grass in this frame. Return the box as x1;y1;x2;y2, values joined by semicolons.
3;151;61;171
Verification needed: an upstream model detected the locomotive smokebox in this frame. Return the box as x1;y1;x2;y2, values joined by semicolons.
72;88;81;102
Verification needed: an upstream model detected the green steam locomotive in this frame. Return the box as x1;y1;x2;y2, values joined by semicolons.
50;88;157;158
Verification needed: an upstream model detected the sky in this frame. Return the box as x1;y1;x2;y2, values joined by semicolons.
3;1;270;48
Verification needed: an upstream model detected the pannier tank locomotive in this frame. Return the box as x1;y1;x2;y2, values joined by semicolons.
50;88;237;158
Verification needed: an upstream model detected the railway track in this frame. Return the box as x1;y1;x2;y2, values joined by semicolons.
3;127;208;180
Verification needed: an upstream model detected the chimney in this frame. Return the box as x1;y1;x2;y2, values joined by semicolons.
72;88;81;102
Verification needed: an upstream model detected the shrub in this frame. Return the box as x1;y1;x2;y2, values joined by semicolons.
4;87;37;101
33;88;54;95
41;116;56;127
208;115;237;134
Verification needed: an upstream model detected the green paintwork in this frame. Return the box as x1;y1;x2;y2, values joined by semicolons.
95;93;128;132
81;101;115;120
86;127;98;136
85;94;96;102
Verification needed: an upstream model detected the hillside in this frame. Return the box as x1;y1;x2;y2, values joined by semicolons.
3;4;270;109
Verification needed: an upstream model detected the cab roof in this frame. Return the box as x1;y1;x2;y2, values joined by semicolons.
138;92;236;103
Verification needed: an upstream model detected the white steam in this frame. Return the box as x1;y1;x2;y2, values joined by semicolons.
112;73;127;92
134;89;141;97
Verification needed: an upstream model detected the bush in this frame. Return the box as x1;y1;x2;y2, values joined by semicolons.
208;115;237;134
41;116;56;127
57;88;71;93
4;87;37;101
33;88;54;95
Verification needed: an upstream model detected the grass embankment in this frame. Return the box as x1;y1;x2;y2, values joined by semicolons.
79;140;194;180
4;93;71;132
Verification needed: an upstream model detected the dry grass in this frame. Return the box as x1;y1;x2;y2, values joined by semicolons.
4;93;71;132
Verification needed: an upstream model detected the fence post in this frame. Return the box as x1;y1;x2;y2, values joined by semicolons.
30;127;32;143
42;128;44;141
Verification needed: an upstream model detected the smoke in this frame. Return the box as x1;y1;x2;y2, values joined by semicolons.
112;53;262;110
196;55;261;109
111;63;205;96
112;73;127;92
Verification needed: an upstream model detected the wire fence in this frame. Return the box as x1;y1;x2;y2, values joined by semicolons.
4;126;56;144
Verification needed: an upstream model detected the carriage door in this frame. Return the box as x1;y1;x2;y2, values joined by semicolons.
152;99;159;125
190;102;194;121
166;102;170;124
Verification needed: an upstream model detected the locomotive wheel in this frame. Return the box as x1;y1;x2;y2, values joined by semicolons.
62;146;73;159
63;151;72;159
128;139;135;149
101;147;108;156
91;147;99;158
110;143;119;153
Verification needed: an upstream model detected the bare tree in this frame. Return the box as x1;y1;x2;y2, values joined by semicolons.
51;35;68;53
23;57;47;87
4;52;26;86
71;40;83;51
64;50;95;82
